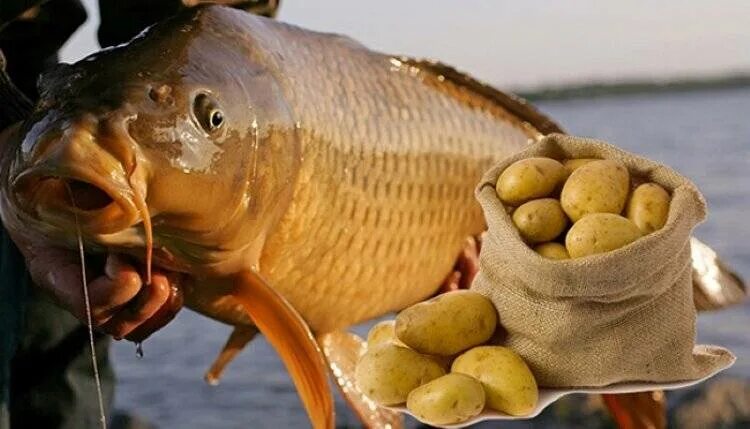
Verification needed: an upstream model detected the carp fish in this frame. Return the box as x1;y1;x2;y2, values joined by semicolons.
0;5;743;428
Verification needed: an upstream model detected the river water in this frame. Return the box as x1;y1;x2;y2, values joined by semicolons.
111;88;750;428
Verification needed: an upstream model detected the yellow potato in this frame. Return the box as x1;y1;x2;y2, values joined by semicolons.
560;159;630;221
512;198;568;243
427;354;455;371
496;157;566;206
355;344;445;405
395;291;497;356
406;373;486;425
562;158;599;176
626;183;671;233
565;213;642;258
451;346;538;416
366;320;404;349
533;242;570;260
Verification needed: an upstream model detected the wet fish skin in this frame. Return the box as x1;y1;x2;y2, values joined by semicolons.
1;6;302;280
0;5;742;337
0;5;539;333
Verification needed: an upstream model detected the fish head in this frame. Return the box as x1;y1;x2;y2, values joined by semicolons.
1;7;301;276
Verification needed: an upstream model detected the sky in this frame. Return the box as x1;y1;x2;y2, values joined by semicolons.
60;0;750;89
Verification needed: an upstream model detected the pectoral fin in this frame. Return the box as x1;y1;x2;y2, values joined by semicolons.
204;325;259;385
318;331;404;429
602;391;666;429
232;270;334;429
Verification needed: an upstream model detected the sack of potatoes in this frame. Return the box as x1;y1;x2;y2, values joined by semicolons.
472;133;734;388
355;290;540;425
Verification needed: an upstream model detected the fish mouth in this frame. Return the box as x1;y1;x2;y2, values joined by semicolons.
12;165;140;235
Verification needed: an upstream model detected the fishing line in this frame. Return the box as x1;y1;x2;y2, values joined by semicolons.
67;184;108;429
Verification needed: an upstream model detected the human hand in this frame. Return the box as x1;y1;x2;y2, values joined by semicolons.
8;227;183;342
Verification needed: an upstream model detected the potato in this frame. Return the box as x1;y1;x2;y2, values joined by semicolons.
562;158;599;176
406;373;485;425
396;291;497;356
427;354;455;371
565;213;642;258
355;344;445;405
626;183;671;233
560;159;630;221
451;346;538;416
512;198;568;243
367;320;403;349
533;242;570;260
496;157;566;206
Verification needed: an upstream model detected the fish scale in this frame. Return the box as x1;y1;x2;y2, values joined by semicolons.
246;17;537;332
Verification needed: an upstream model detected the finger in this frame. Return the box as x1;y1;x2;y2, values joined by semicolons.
457;236;480;289
86;254;143;320
438;270;462;294
125;274;184;342
32;251;143;325
100;271;171;340
34;257;89;321
20;241;88;319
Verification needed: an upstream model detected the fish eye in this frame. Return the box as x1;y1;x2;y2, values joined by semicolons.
210;110;223;128
193;93;224;133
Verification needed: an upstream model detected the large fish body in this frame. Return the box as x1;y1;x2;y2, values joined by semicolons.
0;6;550;333
0;6;743;427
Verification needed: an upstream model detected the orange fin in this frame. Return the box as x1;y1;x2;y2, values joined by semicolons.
204;325;259;385
318;331;404;429
691;237;746;311
602;391;666;429
232;271;334;428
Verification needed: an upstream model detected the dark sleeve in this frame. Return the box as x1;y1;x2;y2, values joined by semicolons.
9;288;115;429
0;226;29;429
97;0;281;48
0;0;87;99
0;227;115;429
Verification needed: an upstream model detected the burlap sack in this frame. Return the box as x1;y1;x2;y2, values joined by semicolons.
472;133;734;388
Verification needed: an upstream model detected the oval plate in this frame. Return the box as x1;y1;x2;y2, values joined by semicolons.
390;353;735;428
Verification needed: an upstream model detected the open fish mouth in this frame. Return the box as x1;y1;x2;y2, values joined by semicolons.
11;166;141;236
12;163;162;283
60;178;114;211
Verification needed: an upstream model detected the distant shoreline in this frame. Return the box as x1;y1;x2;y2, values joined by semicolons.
515;74;750;102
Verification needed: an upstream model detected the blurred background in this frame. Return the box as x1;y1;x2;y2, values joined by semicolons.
51;0;750;427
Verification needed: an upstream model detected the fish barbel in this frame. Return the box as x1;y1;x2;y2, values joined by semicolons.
0;5;742;427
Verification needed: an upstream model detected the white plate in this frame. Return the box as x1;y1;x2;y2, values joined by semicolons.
390;354;735;428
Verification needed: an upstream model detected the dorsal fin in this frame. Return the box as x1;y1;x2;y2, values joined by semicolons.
398;57;564;135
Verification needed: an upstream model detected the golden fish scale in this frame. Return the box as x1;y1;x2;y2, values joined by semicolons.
251;20;537;332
